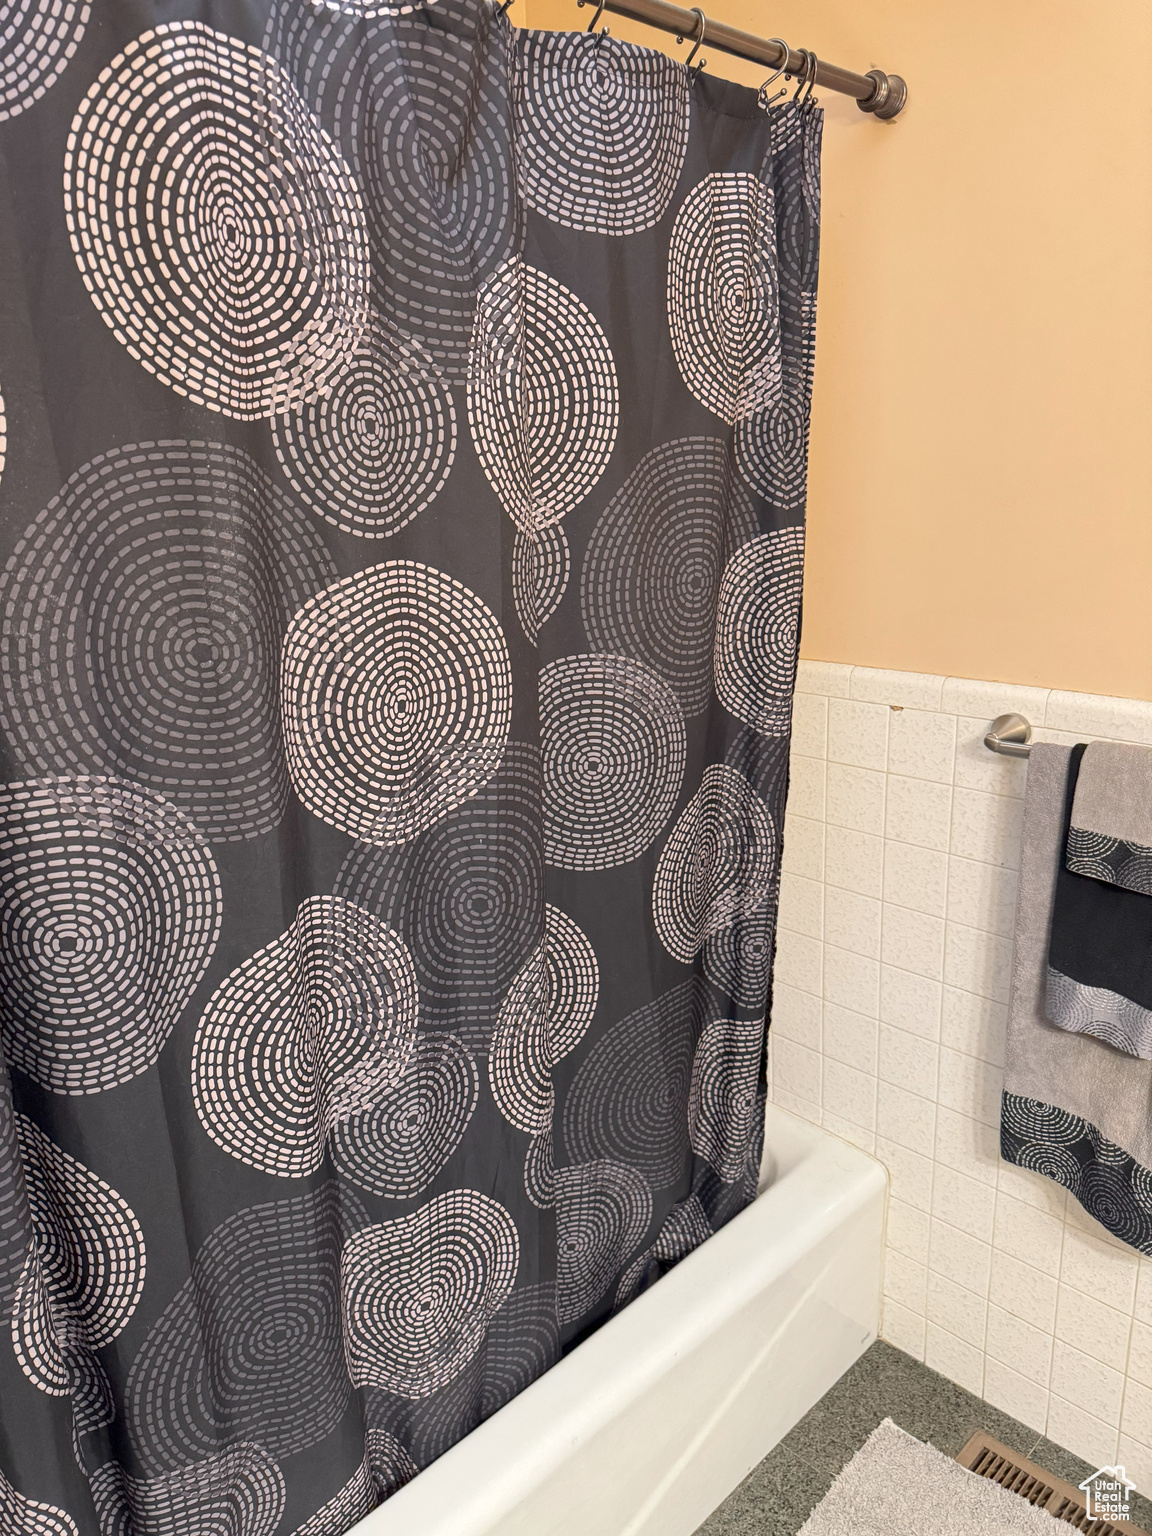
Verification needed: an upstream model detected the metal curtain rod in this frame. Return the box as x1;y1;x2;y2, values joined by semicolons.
574;0;907;119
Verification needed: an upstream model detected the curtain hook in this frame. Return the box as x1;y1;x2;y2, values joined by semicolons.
801;50;819;107
582;0;607;32
757;39;791;111
791;48;811;101
683;7;707;78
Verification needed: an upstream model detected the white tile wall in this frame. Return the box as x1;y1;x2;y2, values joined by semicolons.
770;662;1152;1489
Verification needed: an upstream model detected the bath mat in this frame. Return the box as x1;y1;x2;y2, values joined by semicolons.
796;1418;1068;1534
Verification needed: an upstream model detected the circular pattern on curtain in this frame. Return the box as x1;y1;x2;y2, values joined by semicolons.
281;561;512;847
468;258;619;534
342;1190;520;1397
652;763;777;964
362;1282;559;1469
88;1445;286;1536
127;1184;351;1470
0;440;335;841
562;977;714;1187
329;1033;479;1199
0;1467;79;1536
734;361;815;511
688;1019;764;1181
10;1115;146;1396
513;524;570;646
539;653;686;871
0;0;89;123
554;1161;651;1325
272;313;456;538
515;31;690;236
265;3;521;384
667;172;781;424
192;896;420;1177
489;905;599;1135
64;22;369;419
335;744;543;1052
581;437;759;714
703;910;775;1011
0;777;220;1094
714;527;805;738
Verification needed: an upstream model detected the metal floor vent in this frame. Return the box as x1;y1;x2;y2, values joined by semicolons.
957;1431;1145;1535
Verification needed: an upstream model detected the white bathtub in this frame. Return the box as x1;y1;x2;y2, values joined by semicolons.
359;1106;886;1536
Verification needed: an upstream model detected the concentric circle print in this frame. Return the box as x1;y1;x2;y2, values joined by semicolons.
490;905;599;1135
581;438;759;714
489;943;552;1136
524;1132;555;1210
329;1033;479;1199
468;259;618;533
335;745;543;1051
272;313;456;538
734;351;814;511
688;1020;764;1181
342;1190;520;1398
363;1282;559;1468
64;22;368;418
714;528;805;738
282;561;512;847
11;1115;145;1396
667;173;781;424
291;1433;417;1536
563;977;714;1187
265;2;522;383
515;31;689;235
540;654;686;871
88;1444;285;1536
128;1185;353;1470
0;777;220;1094
0;1467;78;1536
0;0;89;123
543;906;600;1058
652;764;777;964
555;1161;651;1325
513;523;570;646
0;1069;32;1319
0;441;336;840
192;896;419;1177
703;911;775;1011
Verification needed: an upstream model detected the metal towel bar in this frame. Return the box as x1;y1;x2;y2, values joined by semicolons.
984;713;1032;758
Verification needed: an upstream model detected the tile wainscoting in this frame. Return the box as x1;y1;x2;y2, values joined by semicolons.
769;661;1152;1489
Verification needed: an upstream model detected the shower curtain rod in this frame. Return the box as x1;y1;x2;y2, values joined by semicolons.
571;0;908;119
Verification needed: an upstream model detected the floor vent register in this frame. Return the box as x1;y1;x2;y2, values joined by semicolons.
957;1432;1145;1535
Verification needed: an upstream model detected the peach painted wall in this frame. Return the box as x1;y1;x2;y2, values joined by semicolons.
518;0;1152;700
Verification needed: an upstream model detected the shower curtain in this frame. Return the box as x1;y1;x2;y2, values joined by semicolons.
0;2;821;1530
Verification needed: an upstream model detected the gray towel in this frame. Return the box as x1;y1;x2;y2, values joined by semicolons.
1067;739;1152;893
1002;742;1152;1253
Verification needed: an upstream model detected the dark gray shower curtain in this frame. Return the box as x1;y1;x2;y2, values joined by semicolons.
0;2;821;1531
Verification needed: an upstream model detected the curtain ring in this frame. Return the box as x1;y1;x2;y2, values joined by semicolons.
757;38;791;111
583;0;606;32
684;7;707;76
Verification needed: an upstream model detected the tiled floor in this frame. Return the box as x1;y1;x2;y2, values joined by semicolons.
693;1340;1152;1534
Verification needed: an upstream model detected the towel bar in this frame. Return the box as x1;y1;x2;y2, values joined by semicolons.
984;713;1032;758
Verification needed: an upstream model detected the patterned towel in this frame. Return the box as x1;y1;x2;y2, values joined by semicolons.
1046;744;1152;1058
1067;740;1152;893
1002;743;1152;1253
